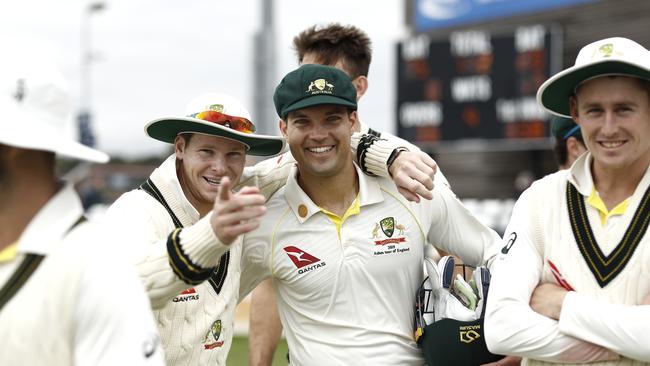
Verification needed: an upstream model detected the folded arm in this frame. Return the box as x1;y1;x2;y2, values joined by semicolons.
484;189;618;363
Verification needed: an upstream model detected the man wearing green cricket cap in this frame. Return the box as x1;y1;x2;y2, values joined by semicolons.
217;64;501;364
486;37;650;365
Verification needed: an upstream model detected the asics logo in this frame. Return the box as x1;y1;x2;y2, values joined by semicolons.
283;246;321;269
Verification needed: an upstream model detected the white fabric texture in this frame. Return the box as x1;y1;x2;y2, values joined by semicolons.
0;184;163;365
105;155;238;366
485;153;650;365
237;164;500;365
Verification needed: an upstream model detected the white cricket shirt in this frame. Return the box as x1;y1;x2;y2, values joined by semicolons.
486;153;650;365
239;164;500;365
0;184;163;365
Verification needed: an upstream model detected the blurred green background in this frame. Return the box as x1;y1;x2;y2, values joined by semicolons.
226;337;289;366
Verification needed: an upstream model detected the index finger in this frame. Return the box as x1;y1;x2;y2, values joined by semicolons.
219;176;232;201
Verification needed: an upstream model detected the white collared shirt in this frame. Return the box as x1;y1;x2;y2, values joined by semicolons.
0;183;163;365
106;155;239;366
239;164;499;365
485;153;650;365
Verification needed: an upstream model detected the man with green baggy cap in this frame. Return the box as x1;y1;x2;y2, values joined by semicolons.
486;37;650;365
215;63;501;364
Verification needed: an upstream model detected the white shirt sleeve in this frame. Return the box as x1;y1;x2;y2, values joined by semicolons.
237;152;295;201
356;121;450;187
74;248;164;366
105;193;230;309
484;188;618;363
238;232;274;301
421;183;500;267
559;291;650;362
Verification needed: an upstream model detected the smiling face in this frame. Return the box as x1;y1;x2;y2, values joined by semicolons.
174;133;246;215
571;76;650;177
280;104;356;181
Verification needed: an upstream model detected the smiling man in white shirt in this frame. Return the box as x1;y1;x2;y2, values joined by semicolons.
220;63;501;365
485;37;650;365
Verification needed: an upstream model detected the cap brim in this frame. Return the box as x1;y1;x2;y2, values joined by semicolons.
145;117;285;157
282;95;357;118
538;60;650;117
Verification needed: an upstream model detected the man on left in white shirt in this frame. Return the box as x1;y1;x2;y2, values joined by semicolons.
0;42;163;365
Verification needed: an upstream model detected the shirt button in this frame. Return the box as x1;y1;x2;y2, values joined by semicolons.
298;204;308;218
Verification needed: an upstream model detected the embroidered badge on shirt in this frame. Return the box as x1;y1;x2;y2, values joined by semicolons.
371;217;409;256
203;319;225;350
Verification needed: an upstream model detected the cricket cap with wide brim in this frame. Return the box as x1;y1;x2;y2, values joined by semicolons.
538;37;650;118
273;64;357;119
145;93;285;157
0;39;109;163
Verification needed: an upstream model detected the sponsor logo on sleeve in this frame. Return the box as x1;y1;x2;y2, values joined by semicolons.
501;232;517;255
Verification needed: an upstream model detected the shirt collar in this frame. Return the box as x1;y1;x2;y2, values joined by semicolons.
567;152;596;196
284;163;384;223
0;242;19;263
153;154;200;222
568;152;650;198
18;183;84;256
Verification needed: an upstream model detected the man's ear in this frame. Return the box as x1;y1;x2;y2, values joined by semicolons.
279;119;288;138
569;96;580;123
352;76;368;101
567;136;587;160
349;110;359;130
174;135;186;158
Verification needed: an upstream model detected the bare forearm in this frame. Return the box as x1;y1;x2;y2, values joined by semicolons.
248;278;283;366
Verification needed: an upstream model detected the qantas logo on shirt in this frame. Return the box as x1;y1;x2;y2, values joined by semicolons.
283;246;326;274
173;287;199;302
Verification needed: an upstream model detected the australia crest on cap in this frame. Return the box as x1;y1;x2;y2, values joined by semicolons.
207;103;224;112
306;78;334;95
592;42;623;60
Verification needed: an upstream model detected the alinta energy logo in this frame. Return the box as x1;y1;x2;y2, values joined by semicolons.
283;246;326;275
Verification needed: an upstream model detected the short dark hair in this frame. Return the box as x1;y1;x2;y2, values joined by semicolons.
179;133;193;145
293;23;372;79
553;134;584;167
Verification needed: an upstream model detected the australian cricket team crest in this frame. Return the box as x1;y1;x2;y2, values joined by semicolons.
593;42;622;60
306;78;334;94
202;319;225;350
371;217;408;256
380;217;395;237
207;103;225;112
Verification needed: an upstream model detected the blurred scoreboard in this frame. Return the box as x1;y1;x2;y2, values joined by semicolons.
396;25;560;143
